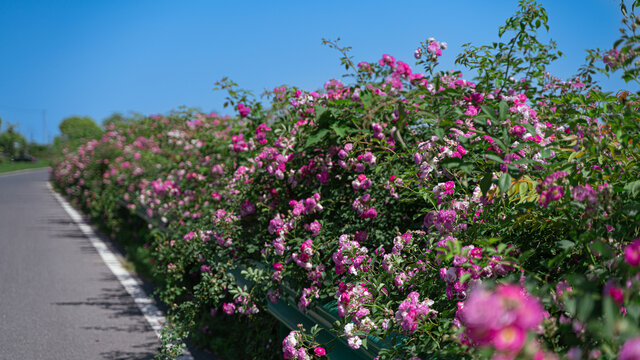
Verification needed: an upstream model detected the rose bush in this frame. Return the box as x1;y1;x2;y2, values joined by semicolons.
52;1;640;359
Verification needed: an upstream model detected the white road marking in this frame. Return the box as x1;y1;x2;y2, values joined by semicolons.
47;182;193;360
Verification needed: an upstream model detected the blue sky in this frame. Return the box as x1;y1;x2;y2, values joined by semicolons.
0;0;634;143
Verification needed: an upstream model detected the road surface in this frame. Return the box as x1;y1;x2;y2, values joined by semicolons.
0;169;160;359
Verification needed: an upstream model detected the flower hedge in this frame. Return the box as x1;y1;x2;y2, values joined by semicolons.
53;1;640;359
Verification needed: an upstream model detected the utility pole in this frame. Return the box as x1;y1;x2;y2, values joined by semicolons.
42;110;46;144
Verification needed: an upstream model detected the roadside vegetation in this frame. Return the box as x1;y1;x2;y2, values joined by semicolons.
51;1;640;359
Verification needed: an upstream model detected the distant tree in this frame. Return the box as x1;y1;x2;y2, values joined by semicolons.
58;116;102;141
0;124;27;158
101;112;126;128
102;111;145;128
26;142;50;157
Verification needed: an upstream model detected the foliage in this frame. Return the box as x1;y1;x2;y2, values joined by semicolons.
58;115;102;142
52;1;640;359
0;124;27;159
0;158;49;173
102;111;146;128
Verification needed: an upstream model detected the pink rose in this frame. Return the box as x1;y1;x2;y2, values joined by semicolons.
624;239;640;267
314;347;326;356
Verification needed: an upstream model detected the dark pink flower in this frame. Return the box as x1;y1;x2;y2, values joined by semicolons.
624;239;640;267
239;200;255;216
620;337;640;360
357;62;371;72
362;208;377;219
460;285;543;352
427;41;443;56
394;61;412;76
548;186;564;201
314;347;327;356
379;54;396;67
607;284;625;307
492;325;525;352
222;303;236;315
237;103;251;117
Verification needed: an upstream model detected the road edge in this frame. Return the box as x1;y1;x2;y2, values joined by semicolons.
0;166;50;177
46;181;194;360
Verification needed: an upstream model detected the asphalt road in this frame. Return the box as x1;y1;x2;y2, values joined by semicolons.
0;169;160;359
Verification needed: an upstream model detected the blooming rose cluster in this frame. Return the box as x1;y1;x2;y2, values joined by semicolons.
351;174;372;191
351;193;378;219
432;180;455;202
282;331;310;360
230;133;249;153
289;193;323;216
423;209;458;233
394;291;436;333
282;330;327;359
298;285;319;312
625;239;640;267
426;37;447;58
332;234;370;275
336;282;372;319
602;48;636;69
221;294;259;316
434;237;515;300
304;220;322;237
459;285;545;355
236;103;251;117
292;239;315;271
536;171;568;207
151;178;179;197
619;337;640;360
255;123;272;145
255;146;288;180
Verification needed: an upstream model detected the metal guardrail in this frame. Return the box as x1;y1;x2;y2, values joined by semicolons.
117;198;385;359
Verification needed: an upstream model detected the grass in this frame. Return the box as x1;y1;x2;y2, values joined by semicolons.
0;159;50;174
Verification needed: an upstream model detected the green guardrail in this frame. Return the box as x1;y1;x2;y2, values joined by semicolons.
117;199;387;359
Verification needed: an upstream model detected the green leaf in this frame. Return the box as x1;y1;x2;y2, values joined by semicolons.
485;153;504;163
518;181;528;200
523;123;536;135
499;101;509;120
331;124;348;138
459;272;471;284
315;107;332;128
498;172;512;194
361;91;373;109
440;157;462;169
589;241;614;258
557;240;575;250
481;105;497;121
306;129;329;147
602;296;616;339
480;172;493;196
459;163;474;174
577;295;595;322
626;303;640;322
624;180;640;197
539;148;552;159
564;297;577;316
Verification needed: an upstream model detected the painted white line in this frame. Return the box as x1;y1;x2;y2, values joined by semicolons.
47;182;193;360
